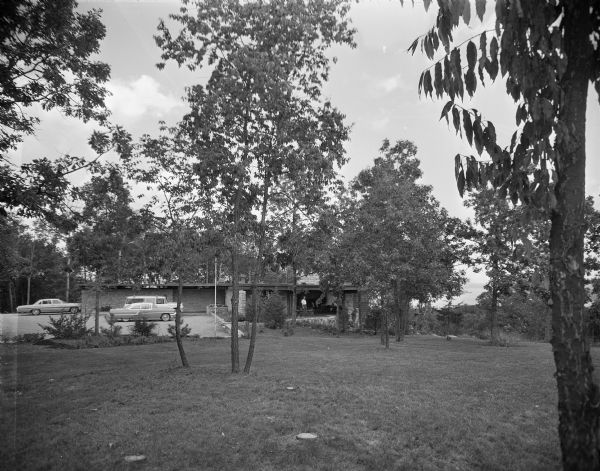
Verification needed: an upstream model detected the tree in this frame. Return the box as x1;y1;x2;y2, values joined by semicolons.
0;0;122;223
465;188;549;344
68;167;143;334
411;1;600;467
126;125;222;368
155;0;354;373
315;140;465;344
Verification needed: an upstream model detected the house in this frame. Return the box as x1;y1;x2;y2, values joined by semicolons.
79;275;362;320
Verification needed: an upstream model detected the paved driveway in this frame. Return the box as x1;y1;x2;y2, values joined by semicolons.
0;312;229;340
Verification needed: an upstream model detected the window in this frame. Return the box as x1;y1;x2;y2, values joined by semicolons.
127;298;145;304
156;297;165;304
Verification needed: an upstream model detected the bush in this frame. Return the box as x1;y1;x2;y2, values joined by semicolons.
263;294;286;329
5;333;46;344
100;313;122;338
167;322;192;338
130;319;156;337
40;313;92;339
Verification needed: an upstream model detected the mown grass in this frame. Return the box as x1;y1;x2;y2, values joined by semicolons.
0;329;574;470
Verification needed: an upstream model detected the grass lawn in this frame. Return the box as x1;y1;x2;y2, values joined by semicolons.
0;328;573;470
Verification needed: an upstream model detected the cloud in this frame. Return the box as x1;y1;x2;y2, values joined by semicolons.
106;75;182;122
371;116;390;131
377;74;404;93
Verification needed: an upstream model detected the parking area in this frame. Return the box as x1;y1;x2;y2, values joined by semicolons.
0;312;229;339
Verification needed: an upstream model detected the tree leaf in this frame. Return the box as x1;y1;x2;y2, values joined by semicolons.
473;119;484;155
423;69;433;97
434;62;443;97
454;153;462;180
467;41;477;70
463;110;473;146
465;69;477;97
452;106;461;135
457;167;466;197
475;0;486;21
439;100;454;123
462;0;471;25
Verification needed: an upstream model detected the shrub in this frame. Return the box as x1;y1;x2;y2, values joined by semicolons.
263;294;286;329
130;319;156;337
7;333;46;344
40;313;92;339
101;313;122;338
167;322;192;338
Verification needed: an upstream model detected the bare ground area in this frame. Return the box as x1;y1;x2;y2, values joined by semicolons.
0;329;570;470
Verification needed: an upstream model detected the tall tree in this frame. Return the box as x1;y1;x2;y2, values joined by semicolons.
155;0;354;373
411;1;600;466
465;188;548;344
126;125;220;368
315;140;465;344
0;0;126;224
346;140;465;342
68;167;143;334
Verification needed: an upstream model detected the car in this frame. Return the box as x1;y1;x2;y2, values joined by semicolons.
123;296;183;312
16;299;81;315
107;302;176;322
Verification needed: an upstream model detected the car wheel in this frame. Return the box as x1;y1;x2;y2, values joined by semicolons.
70;307;79;314
32;309;41;316
160;313;171;322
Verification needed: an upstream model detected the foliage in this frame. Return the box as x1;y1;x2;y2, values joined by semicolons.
130;319;157;337
100;314;122;338
315;139;466;341
262;294;286;330
40;313;92;339
0;0;121;221
155;0;355;372
167;323;191;338
412;1;600;465
68;167;145;284
465;187;549;343
0;217;76;311
6;333;46;344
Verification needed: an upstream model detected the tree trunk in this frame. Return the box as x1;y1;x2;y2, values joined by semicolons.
392;280;401;342
393;280;408;342
230;240;241;373
8;280;15;313
94;285;100;335
289;259;297;336
490;286;499;345
244;174;271;374
230;192;241;373
384;307;389;348
549;5;600;468
174;278;189;367
335;297;341;336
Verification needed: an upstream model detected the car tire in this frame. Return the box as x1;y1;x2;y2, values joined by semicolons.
70;307;79;314
32;309;41;316
160;313;171;322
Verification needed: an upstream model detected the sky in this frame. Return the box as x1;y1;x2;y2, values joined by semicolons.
9;0;600;304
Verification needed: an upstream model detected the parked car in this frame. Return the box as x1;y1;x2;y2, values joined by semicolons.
16;299;81;315
123;296;182;311
108;302;176;322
